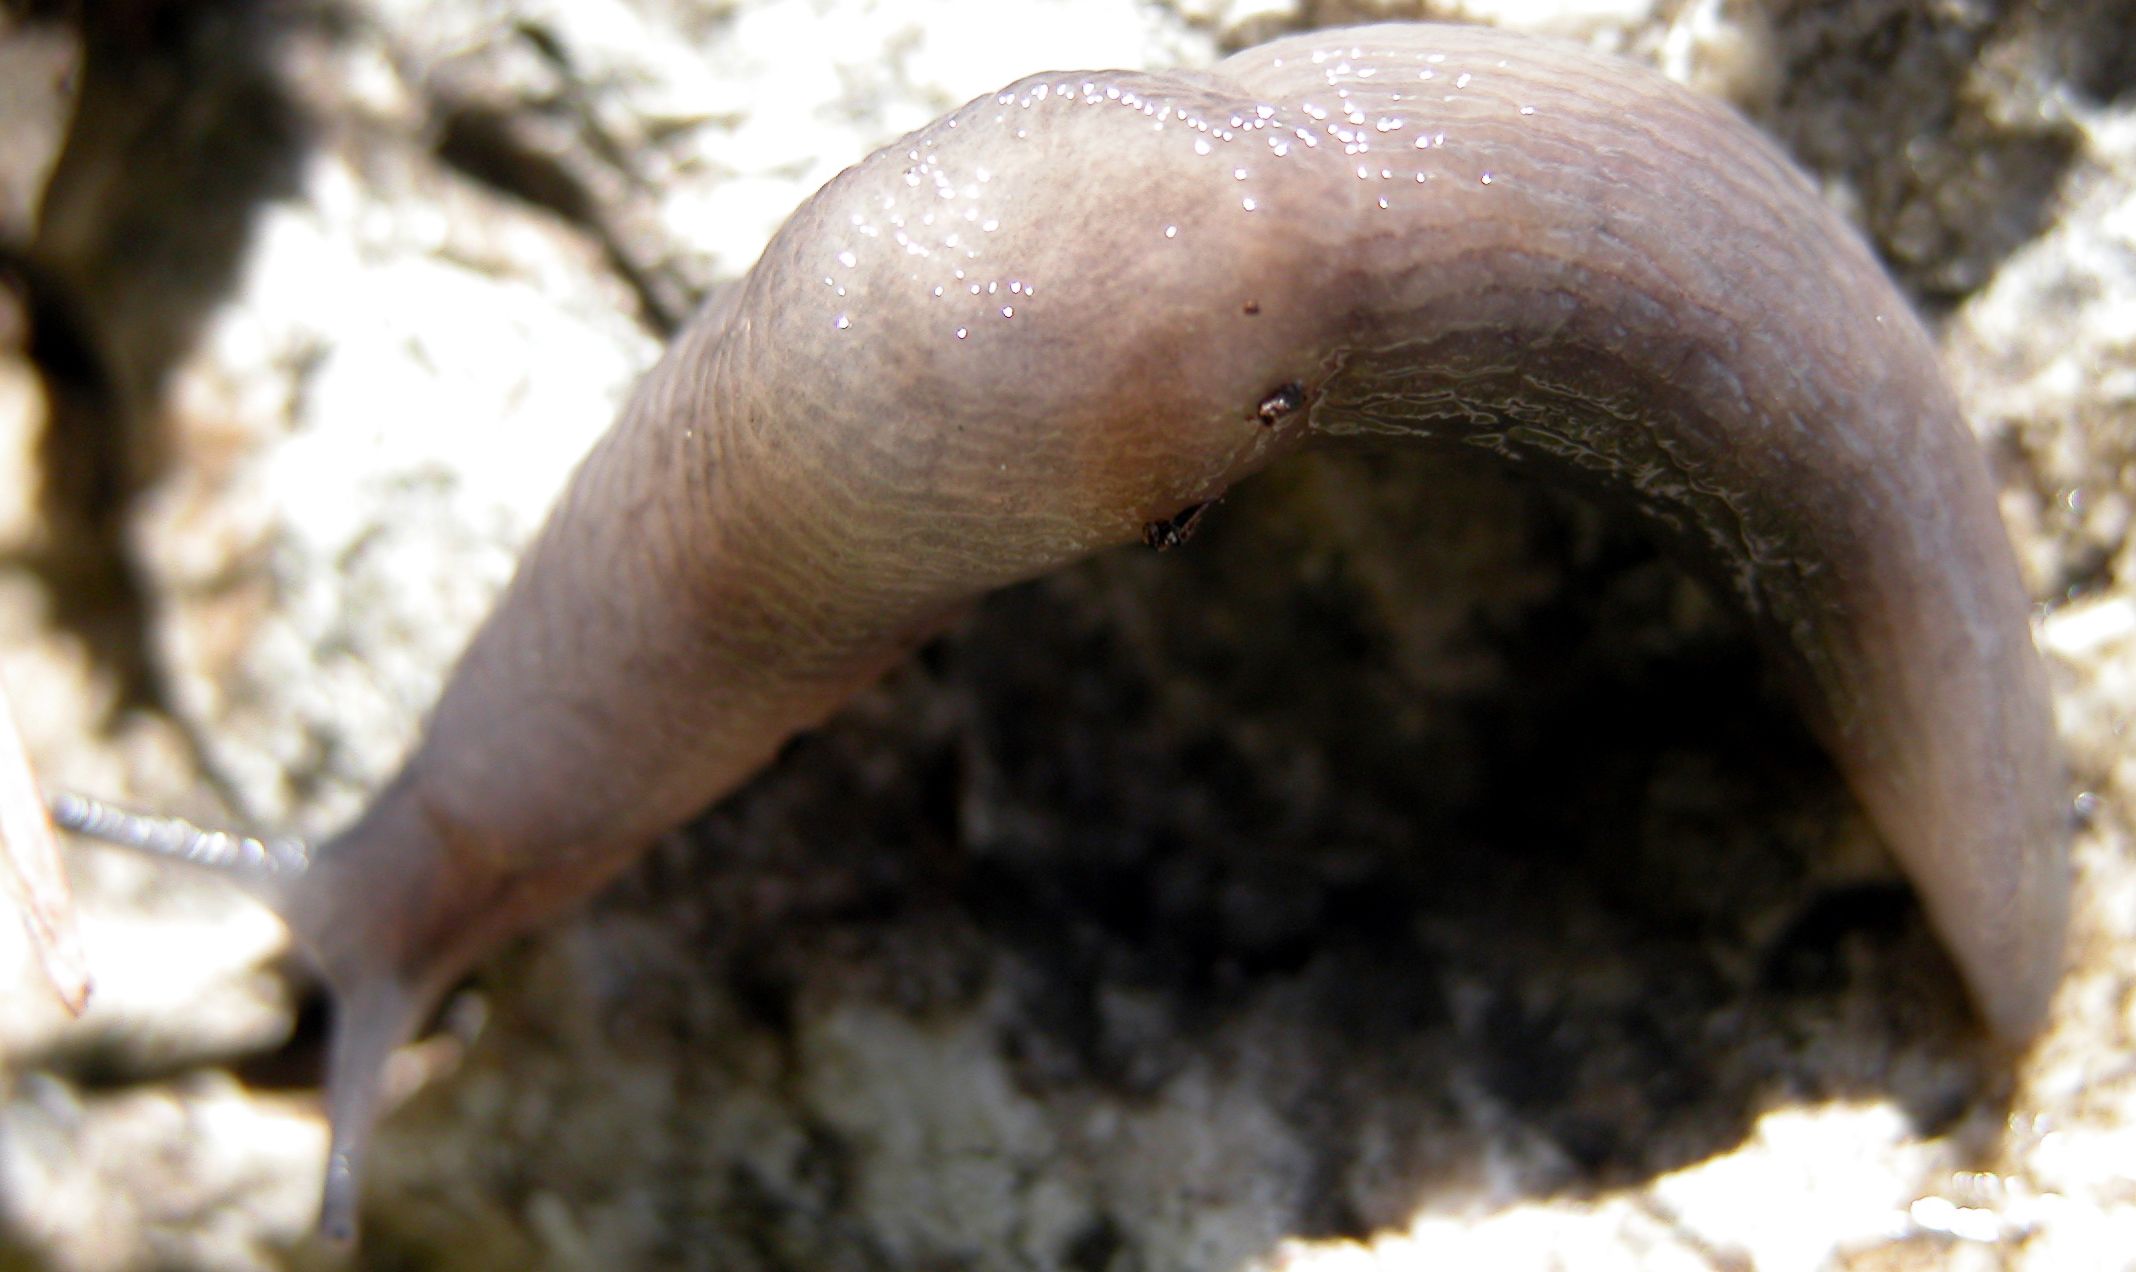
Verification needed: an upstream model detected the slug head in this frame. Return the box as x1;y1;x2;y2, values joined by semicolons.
268;772;590;1242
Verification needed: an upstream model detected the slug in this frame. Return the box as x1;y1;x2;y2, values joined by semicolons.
51;21;2068;1241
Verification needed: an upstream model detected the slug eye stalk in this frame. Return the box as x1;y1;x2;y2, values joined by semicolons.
45;792;312;881
40;792;395;1244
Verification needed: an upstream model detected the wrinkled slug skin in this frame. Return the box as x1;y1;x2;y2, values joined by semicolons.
289;22;2066;1232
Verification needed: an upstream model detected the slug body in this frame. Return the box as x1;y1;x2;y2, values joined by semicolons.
117;24;2069;1237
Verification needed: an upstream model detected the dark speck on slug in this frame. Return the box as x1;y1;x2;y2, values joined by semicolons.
1259;382;1307;425
1142;500;1217;551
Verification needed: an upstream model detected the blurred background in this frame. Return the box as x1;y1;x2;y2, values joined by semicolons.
0;0;2131;1267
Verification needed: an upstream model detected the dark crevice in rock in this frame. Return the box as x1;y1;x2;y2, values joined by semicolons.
2047;0;2136;105
14;0;311;726
1061;1215;1127;1272
429;92;695;337
434;100;599;223
507;450;2007;1261
5;247;163;715
1760;0;2081;308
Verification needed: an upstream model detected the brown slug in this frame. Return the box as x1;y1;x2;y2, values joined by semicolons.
50;21;2070;1241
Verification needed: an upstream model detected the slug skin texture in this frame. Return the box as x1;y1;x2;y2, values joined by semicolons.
78;24;2065;1239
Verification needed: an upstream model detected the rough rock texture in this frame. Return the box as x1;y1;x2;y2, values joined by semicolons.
0;0;2131;1268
